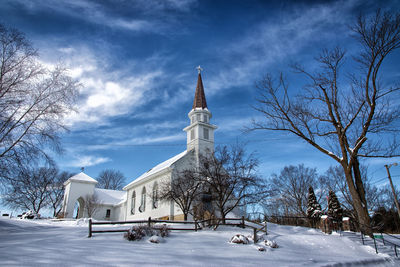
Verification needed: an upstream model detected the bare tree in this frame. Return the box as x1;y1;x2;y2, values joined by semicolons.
269;164;324;217
97;169;125;190
252;10;400;234
0;24;79;180
48;171;72;218
375;185;400;212
84;194;101;218
159;169;202;221
198;145;269;223
2;167;57;214
324;166;382;216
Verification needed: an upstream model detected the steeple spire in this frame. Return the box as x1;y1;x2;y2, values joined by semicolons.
192;66;207;109
184;68;217;155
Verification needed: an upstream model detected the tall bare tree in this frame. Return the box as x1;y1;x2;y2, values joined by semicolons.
2;167;57;214
252;10;400;234
269;164;323;217
0;24;79;179
198;145;268;223
159;169;202;221
48;171;72;217
97;169;125;190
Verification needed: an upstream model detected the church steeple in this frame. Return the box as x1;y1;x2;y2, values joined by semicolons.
192;72;207;109
183;67;217;155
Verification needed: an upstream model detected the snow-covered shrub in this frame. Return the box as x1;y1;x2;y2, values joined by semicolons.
124;225;170;241
265;239;278;248
124;225;155;241
22;210;39;219
257;246;266;252
230;234;249;244
153;224;169;237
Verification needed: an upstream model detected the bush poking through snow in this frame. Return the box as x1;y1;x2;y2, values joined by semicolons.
153;224;169;237
257;246;266;252
230;234;249;244
124;225;170;241
265;239;278;248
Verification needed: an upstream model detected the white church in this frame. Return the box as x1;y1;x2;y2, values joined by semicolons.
62;69;218;221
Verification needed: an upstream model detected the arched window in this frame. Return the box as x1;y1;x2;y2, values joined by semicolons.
139;187;146;212
152;182;158;209
130;191;136;215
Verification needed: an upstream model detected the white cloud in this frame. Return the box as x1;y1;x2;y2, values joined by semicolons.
120;133;185;146
65;155;111;167
80;133;186;151
47;46;164;126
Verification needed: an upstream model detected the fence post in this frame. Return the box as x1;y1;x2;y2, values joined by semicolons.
88;219;92;238
148;217;151;227
373;236;378;254
253;228;257;243
361;231;364;245
395;245;398;257
264;222;267;235
381;232;385;245
241;216;245;228
195;220;198;232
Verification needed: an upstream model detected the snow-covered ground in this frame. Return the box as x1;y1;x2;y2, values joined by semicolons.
0;217;397;266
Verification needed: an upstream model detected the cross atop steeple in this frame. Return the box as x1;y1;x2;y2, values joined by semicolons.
196;65;203;74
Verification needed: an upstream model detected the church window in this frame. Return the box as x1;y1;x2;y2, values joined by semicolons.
203;115;208;123
139;187;146;212
130;191;136;215
203;128;209;140
152;182;158;209
197;114;201;121
106;209;111;218
190;129;195;140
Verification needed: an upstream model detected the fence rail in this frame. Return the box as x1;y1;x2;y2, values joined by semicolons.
88;216;267;239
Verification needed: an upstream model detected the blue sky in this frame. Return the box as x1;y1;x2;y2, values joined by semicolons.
1;0;399;190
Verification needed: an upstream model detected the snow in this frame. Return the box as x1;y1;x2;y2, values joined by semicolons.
94;188;126;206
0;217;397;266
124;150;187;189
64;172;98;185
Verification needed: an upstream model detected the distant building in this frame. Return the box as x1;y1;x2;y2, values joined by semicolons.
62;70;217;221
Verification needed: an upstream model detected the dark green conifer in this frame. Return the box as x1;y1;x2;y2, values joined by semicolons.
327;190;343;221
307;186;322;218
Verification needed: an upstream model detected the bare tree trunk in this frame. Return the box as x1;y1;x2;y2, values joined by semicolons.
343;164;371;235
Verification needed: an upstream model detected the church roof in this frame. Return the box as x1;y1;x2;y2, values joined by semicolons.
124;150;187;189
192;73;208;109
65;172;98;185
94;188;126;206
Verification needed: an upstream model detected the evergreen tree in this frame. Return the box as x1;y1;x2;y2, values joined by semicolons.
307;186;322;218
328;190;343;221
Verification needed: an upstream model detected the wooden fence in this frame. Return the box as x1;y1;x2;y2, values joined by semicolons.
88;216;267;240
